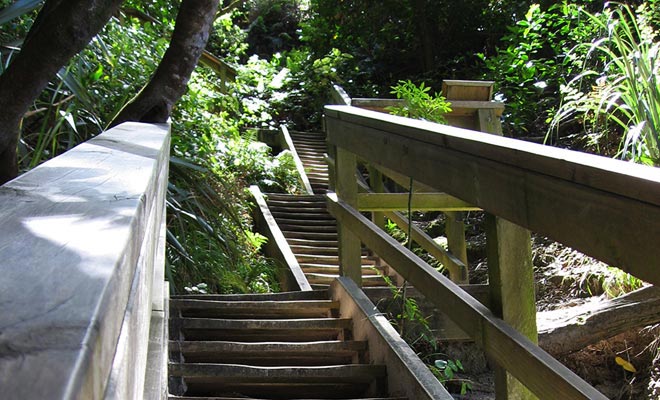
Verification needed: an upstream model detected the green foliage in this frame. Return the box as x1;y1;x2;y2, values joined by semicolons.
480;1;604;136
603;267;645;298
301;0;529;96
387;80;452;124
431;359;472;395
4;2;298;295
244;0;302;58
550;2;660;165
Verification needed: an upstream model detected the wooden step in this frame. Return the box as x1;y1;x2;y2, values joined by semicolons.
283;231;338;240
301;265;383;276
170;397;406;400
272;218;336;227
279;224;337;233
295;254;376;264
171;290;328;302
170;340;366;365
171;299;339;319
177;317;351;341
305;274;388;286
170;364;388;398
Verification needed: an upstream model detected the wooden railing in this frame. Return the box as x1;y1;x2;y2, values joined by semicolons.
0;122;170;399
325;101;660;398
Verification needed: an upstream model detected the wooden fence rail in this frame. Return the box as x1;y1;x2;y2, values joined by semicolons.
324;103;660;399
325;105;660;286
0;122;170;399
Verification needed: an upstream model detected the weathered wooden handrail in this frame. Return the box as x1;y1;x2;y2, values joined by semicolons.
0;122;170;399
325;105;660;286
326;194;606;399
249;185;313;292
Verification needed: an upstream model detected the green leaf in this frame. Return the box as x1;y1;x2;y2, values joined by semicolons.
0;0;43;25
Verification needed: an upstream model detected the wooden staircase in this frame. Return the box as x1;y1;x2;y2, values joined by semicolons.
265;193;389;289
288;130;330;193
260;129;392;289
168;290;407;399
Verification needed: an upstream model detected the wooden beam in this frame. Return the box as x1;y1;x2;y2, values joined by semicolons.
249;185;313;292
326;195;607;400
383;210;467;284
335;147;362;286
324;106;660;286
477;104;537;399
330;278;454;400
357;193;479;212
281;125;314;195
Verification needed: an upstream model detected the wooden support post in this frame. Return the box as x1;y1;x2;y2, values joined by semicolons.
486;214;538;400
336;147;362;286
479;106;537;400
445;212;468;268
367;165;386;231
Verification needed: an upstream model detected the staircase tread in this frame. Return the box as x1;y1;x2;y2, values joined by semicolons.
171;299;339;310
172;339;366;349
179;317;352;330
170;397;405;400
169;363;387;382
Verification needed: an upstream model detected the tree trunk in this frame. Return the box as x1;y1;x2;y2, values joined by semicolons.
538;285;660;356
109;0;220;127
0;0;123;185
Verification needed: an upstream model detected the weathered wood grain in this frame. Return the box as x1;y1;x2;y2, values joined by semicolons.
330;277;454;400
249;185;312;292
0;122;169;399
325;106;660;286
326;195;607;399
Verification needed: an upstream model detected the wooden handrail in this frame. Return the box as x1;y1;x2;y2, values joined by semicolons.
325;105;660;286
326;194;607;400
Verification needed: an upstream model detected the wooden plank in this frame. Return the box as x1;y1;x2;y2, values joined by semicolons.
445;212;469;269
249;186;313;292
357;192;479;212
442;80;494;101
324;106;660;208
0;122;170;399
383;210;467;284
326;195;607;400
367;165;386;232
324;106;660;286
335;147;362;286
486;215;538;400
281;125;315;195
478;103;537;399
330;278;454;400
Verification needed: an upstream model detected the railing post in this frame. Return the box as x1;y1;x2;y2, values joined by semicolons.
367;165;386;231
480;107;538;400
445;212;468;268
335;146;362;286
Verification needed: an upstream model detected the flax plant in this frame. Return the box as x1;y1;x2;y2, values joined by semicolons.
550;3;660;165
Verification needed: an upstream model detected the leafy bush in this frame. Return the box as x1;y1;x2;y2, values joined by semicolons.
550;2;660;165
480;2;604;137
387;80;452;124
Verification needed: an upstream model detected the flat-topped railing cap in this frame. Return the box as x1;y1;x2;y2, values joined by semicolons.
324;105;660;206
0;122;170;399
324;105;660;285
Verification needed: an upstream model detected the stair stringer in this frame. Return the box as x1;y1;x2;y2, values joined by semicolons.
329;277;454;400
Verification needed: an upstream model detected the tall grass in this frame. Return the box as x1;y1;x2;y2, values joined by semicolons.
550;2;660;166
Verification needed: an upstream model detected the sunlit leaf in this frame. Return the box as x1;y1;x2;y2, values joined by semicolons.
615;356;637;373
